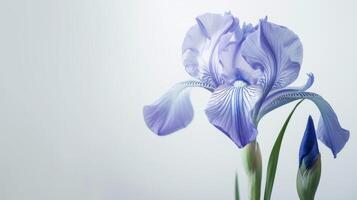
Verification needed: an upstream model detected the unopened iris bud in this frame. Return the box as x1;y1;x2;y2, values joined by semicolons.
296;116;321;200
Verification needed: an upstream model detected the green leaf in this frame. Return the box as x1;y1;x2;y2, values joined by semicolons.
235;173;240;200
264;100;304;200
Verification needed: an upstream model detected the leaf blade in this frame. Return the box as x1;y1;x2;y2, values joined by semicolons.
263;100;304;200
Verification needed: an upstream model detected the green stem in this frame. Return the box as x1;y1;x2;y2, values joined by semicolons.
243;141;262;200
235;173;240;200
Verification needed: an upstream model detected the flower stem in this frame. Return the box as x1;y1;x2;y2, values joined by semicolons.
243;141;262;200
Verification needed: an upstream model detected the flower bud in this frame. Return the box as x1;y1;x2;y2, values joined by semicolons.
296;116;321;200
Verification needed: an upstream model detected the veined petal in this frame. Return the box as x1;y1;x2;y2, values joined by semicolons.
143;81;214;136
205;85;262;148
241;19;303;93
283;73;314;92
266;73;314;99
258;92;349;157
182;13;236;86
255;73;314;121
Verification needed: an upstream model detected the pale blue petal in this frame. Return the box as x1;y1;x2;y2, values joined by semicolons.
182;25;206;78
205;85;263;148
270;73;314;95
241;19;303;93
182;48;201;78
258;92;349;157
143;81;214;135
196;13;236;39
218;24;262;85
182;13;236;86
255;73;314;121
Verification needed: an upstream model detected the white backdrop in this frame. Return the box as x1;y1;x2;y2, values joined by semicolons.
0;0;356;199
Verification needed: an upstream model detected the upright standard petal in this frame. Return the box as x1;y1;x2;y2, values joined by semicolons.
218;23;262;85
205;84;262;148
182;13;236;86
241;19;303;93
143;81;214;136
258;92;349;157
195;12;237;39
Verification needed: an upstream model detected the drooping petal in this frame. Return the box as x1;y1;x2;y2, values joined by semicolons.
205;84;263;148
182;13;236;86
299;116;320;169
255;73;314;122
258;91;349;157
143;81;214;136
241;18;303;93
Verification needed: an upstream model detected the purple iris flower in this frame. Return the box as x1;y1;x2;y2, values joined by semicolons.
299;116;320;169
143;12;349;157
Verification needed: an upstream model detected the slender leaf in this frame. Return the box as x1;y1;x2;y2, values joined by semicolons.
264;100;304;200
235;173;240;200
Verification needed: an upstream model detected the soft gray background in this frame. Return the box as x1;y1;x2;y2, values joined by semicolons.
0;0;355;199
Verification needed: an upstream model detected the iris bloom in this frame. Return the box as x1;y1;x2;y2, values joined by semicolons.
143;12;349;157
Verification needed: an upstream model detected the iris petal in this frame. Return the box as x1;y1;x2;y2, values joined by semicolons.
241;19;303;93
256;73;314;122
182;13;236;86
182;26;206;78
218;25;262;85
195;13;236;39
258;92;349;157
266;73;314;99
143;81;214;136
205;84;262;148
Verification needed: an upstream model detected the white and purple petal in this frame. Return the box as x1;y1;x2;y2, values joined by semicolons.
143;81;214;136
205;84;263;148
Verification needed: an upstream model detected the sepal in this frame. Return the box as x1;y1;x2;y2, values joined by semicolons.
296;155;321;200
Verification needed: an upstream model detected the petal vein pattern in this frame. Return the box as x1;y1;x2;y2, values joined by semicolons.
143;81;214;136
205;85;262;147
